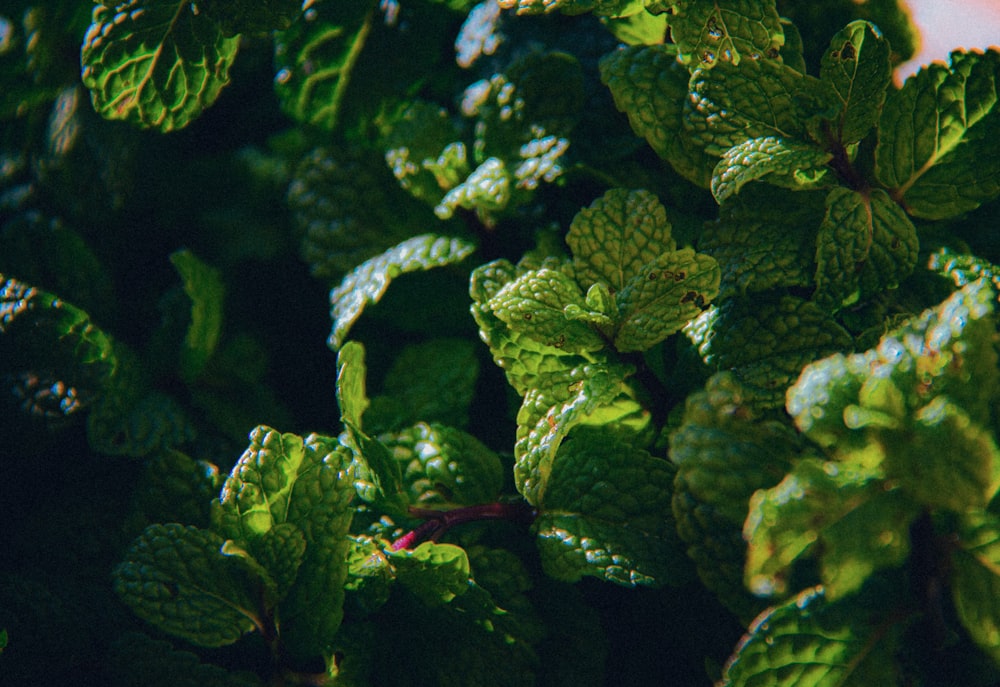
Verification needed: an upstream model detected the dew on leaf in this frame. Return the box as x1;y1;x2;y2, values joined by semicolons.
275;68;292;85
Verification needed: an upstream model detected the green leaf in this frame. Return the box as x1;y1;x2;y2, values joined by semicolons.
328;234;476;351
666;0;784;68
670;372;800;620
701;185;824;299
273;0;376;130
200;0;302;35
80;0;239;132
690;293;852;408
744;458;918;599
720;586;903;686
685;58;836;155
535;428;690;587
613;248;720;352
711;136;832;204
874;49;1000;219
381;422;504;507
566;188;676;291
245;522;306;600
819;20;891;145
485;268;607;354
129;450;221;530
601;9;668;46
388;541;471;607
952;511;1000;664
107;631;264;687
813;187;919;311
434;157;511;221
169;249;224;383
496;0;642;15
114;523;262;647
343;535;394;616
599;44;716;187
336;341;369;431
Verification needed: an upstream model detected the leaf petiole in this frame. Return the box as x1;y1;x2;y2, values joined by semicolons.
390;502;537;551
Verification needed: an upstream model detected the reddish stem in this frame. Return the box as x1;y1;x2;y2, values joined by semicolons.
390;501;537;551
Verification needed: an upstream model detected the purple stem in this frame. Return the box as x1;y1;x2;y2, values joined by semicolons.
390;501;537;551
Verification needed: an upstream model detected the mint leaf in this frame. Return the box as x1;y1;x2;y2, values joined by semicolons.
108;631;264;687
169;249;224;383
435;157;511;221
685;58;836;155
130;450;221;530
199;0;301;35
874;49;1000;219
600;45;717;187
80;0;239;132
535;428;690;587
744;458;918;599
496;0;642;14
711;136;832;204
666;0;784;68
566;188;676;292
952;511;1000;664
819;20;891;145
720;586;903;686
382;101;469;206
114;523;262;647
273;0;375;130
328;234;476;351
813;187;919;311
388;541;471;606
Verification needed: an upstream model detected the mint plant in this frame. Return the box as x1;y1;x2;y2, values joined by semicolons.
4;0;1000;685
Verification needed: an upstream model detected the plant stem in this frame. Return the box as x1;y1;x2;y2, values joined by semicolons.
390;501;537;551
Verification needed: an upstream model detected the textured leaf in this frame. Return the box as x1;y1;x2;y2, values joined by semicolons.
107;632;264;687
701;186;824;299
273;0;376;130
745;458;918;599
690;294;852;408
328;234;476;351
80;0;239;132
169;249;223;382
381;422;504;507
486;268;607;354
343;535;394;616
247;522;306;599
200;0;301;35
496;0;642;15
566;188;675;291
382;101;469;206
435;157;511;220
670;372;800;620
666;0;784;68
819;20;891;145
535;428;690;587
711;136;832;204
130;450;221;530
114;524;261;647
388;542;471;607
952;511;1000;664
685;58;836;155
874;49;1000;219
613;248;720;352
720;586;902;686
599;44;716;187
813;187;919;311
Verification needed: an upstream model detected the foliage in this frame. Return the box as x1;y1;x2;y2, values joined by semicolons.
4;0;1000;685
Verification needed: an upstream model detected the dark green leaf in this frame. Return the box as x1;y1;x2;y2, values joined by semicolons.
666;0;784;68
711;136;832;204
108;631;264;687
952;511;1000;664
169;249;224;382
200;0;301;35
819;20;891;145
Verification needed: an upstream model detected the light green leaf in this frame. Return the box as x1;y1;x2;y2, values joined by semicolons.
745;458;917;599
328;234;476;351
486;268;607;354
114;524;261;647
819;20;891;145
535;428;690;587
874;49;1000;219
169;249;224;382
666;0;784;68
813;187;919;311
599;44;716;187
601;9;668;46
613;248;720;352
336;341;369;431
434;157;511;220
720;586;903;686
566;188;676;291
388;541;471;607
952;511;1000;664
685;58;837;155
273;0;376;130
690;294;852;408
711;136;832;204
80;0;239;132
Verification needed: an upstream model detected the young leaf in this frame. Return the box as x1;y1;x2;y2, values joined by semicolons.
535;428;691;587
666;0;783;68
813;187;919;311
819;20;891;146
874;49;1000;219
566;188;676;292
744;458;918;600
80;0;239;132
599;44;716;187
951;511;1000;664
169;249;224;383
114;523;262;647
273;0;376;130
388;541;471;606
328;234;476;351
720;586;903;686
710;136;832;204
